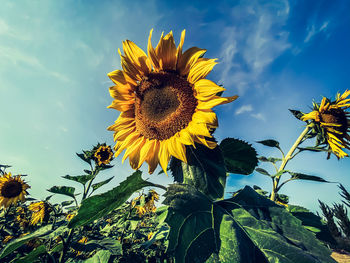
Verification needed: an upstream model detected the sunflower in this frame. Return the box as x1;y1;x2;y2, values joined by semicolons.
107;29;238;174
28;201;46;225
301;90;350;158
94;144;114;166
0;173;30;208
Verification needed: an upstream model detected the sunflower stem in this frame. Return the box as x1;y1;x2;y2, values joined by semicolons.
59;228;74;263
270;125;311;201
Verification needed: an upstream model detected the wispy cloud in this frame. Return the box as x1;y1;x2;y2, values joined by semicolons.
235;104;253;115
218;0;291;95
251;113;266;121
304;20;330;43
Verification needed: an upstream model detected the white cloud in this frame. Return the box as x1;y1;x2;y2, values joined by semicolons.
218;0;291;95
235;104;253;115
251;113;266;121
304;20;330;43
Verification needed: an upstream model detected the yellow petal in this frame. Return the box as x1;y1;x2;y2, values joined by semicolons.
177;47;206;76
122;136;144;163
158;141;170;175
187;121;211;137
197;95;238;110
176;29;186;63
195;136;217;149
177;129;195;146
167;137;187;163
128;138;147;169
138;139;153;168
301;111;320;122
107;70;133;88
147;29;160;71
113;126;136;141
192;110;218;127
187;58;217;84
146;140;160;174
123;40;151;76
155;31;177;70
108;99;134;112
118;49;142;83
109;86;134;101
193;79;226;101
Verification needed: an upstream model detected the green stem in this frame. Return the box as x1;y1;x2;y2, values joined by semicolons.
59;229;74;263
82;168;98;201
270;126;311;201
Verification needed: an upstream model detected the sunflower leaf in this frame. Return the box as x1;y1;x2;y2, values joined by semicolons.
13;244;47;263
76;152;91;165
0;224;53;259
255;168;270;176
47;186;76;199
91;177;114;192
288;172;332;183
256;139;280;148
220;138;258;175
179;144;227;200
62;174;95;185
68;170;156;228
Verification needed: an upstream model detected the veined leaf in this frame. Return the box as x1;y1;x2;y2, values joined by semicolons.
62;174;95;185
0;225;53;259
171;143;227;200
255;168;270;176
68;171;156;228
47;186;76;199
13;244;46;263
76;152;91;165
91;177;114;192
288;172;331;183
256;139;280;148
220;138;258;175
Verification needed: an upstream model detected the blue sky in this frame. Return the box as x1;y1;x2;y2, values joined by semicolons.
0;0;349;213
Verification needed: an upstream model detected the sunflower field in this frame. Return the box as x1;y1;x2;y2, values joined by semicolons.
1;30;350;263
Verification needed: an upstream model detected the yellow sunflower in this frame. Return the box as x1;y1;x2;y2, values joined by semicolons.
94;145;114;166
301;90;350;158
0;173;30;208
28;201;46;225
107;29;238;174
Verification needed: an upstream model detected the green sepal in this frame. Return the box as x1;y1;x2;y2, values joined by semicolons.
255;168;270;176
289;109;304;120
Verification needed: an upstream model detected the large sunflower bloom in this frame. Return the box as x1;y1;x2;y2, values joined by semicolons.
107;29;238;174
0;173;30;208
301;90;350;158
28;201;46;225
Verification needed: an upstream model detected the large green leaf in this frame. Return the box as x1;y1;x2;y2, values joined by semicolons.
164;184;267;263
220;138;258;175
76;250;112;263
228;186;336;263
171;144;227;200
0;225;53;259
164;184;336;263
287;205;337;245
62;174;94;185
13;244;46;263
68;171;156;228
47;186;76;199
256;139;280;148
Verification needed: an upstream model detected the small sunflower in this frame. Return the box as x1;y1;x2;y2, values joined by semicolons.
28;201;46;225
93;144;114;166
107;29;238;174
302;90;350;158
0;173;30;208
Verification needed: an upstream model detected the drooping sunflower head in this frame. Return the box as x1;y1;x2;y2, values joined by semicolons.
28;201;47;225
0;173;30;208
93;144;114;166
301;90;350;158
107;29;238;174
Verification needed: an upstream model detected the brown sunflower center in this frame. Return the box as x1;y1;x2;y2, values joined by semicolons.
1;180;23;198
97;149;111;161
135;72;197;140
320;109;348;135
